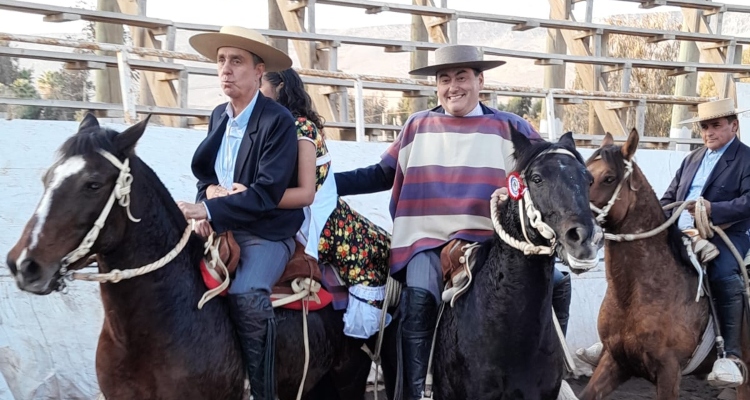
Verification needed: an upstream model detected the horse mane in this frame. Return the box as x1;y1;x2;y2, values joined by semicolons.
588;144;694;274
513;136;586;173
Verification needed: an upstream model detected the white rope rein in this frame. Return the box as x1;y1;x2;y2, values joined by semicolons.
61;149;190;284
491;189;556;255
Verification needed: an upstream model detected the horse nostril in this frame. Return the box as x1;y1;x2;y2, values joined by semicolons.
565;226;585;244
19;258;42;283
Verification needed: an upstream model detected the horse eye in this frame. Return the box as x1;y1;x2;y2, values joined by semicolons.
604;176;616;184
530;174;542;184
86;182;103;191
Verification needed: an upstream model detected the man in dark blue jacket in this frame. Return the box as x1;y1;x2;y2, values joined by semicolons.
177;26;302;400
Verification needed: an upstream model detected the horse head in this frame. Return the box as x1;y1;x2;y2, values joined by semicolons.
508;126;602;274
586;128;644;229
6;113;151;294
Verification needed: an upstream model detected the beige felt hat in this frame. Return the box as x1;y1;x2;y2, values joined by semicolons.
679;98;749;124
189;26;292;72
409;45;506;76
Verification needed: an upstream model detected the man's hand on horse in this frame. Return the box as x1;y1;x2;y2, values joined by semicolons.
192;219;213;238
177;201;208;220
686;201;712;217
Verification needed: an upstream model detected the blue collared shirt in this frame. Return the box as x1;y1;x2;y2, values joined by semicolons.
678;138;735;230
204;91;259;220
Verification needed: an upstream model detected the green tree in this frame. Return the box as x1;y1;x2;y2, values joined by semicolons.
10;68;41;119
506;97;532;117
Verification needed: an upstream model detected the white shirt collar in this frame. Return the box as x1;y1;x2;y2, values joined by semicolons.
444;102;483;117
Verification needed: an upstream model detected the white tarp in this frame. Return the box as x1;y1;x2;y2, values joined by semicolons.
0;119;687;399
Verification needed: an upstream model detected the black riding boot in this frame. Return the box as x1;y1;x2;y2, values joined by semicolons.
552;271;572;336
228;290;276;400
400;287;438;400
712;275;746;359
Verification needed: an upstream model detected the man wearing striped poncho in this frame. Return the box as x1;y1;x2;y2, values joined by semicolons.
334;44;572;400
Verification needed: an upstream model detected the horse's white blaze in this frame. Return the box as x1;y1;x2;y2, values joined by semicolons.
30;156;86;249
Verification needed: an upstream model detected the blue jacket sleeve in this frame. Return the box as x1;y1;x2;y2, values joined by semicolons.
334;161;395;196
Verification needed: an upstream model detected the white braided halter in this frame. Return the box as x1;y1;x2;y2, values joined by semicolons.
60;149;191;285
490;148;578;256
589;156;634;225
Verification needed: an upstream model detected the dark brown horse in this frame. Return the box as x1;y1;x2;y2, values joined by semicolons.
581;129;750;399
5;114;373;400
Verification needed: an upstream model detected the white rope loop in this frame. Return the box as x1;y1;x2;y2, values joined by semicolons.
491;188;554;256
590;157;633;224
97;149;140;223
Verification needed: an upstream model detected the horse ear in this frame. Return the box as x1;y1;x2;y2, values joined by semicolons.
601;132;614;148
621;128;640;160
557;131;577;151
510;122;532;157
115;114;151;155
78;112;100;133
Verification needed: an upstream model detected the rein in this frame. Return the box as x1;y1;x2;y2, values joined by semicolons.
59;149;190;286
590;158;750;304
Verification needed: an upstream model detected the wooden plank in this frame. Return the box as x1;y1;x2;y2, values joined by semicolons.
0;0;171;29
550;0;625;135
42;12;80;22
682;9;736;100
0;45;185;73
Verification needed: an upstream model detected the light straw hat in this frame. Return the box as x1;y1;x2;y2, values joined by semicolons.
679;98;749;124
190;26;292;72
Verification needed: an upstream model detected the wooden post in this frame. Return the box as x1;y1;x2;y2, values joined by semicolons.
94;0;123;106
542;4;567;138
117;50;136;124
670;10;700;152
267;0;288;53
409;0;429;115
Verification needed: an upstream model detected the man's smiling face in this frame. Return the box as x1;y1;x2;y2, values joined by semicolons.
436;67;484;117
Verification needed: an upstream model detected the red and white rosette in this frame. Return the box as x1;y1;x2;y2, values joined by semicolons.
506;172;526;201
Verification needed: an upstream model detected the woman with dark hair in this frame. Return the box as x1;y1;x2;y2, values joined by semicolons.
260;68;392;339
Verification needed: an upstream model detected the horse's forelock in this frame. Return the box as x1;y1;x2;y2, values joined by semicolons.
58;126;119;160
588;145;626;181
513;139;585;173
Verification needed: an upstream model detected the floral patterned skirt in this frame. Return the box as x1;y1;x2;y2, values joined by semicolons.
317;198;390;288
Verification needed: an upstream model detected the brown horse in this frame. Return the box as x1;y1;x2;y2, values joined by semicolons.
5;114;373;400
580;128;750;399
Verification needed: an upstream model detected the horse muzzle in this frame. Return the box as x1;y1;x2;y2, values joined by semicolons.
559;224;602;274
6;253;62;295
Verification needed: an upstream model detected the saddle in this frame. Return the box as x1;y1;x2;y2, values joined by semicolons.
198;231;241;308
440;239;481;307
270;240;331;311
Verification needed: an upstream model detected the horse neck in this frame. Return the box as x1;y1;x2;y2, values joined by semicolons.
492;199;556;298
603;167;693;299
97;160;202;319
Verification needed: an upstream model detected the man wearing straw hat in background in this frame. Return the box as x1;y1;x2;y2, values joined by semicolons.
176;26;301;400
334;44;575;399
578;98;750;388
662;97;750;388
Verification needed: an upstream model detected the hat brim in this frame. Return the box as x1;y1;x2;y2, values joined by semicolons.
679;108;750;124
189;32;292;72
408;60;506;76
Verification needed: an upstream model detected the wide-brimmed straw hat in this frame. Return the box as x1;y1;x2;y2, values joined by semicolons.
409;45;506;76
679;98;749;124
189;26;292;72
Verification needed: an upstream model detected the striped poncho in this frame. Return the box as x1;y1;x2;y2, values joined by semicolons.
381;105;541;274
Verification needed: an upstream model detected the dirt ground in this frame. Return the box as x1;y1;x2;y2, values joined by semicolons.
366;375;733;399
567;375;729;400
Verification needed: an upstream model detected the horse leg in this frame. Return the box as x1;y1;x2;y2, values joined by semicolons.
578;351;629;400
654;358;681;400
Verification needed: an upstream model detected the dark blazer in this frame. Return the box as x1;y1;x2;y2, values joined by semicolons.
191;93;303;241
660;137;750;234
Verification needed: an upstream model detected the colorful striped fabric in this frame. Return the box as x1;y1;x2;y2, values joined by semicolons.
381;106;541;274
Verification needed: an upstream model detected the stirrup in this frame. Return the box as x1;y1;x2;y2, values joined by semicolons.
575;342;603;367
707;357;747;388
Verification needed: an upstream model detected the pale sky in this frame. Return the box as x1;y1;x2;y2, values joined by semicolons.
6;0;749;36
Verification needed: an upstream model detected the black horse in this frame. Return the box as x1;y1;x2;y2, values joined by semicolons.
6;114;372;400
428;128;599;399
